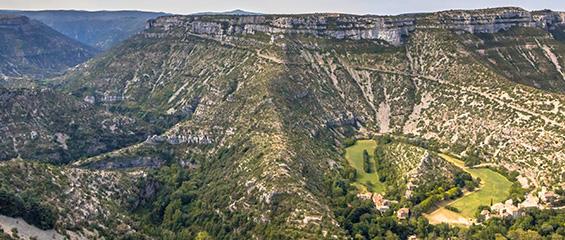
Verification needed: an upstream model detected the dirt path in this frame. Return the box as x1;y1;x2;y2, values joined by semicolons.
256;50;286;64
424;208;471;226
423;189;475;226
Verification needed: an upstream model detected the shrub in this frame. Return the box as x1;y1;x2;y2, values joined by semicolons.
363;150;372;173
343;138;356;147
445;205;460;213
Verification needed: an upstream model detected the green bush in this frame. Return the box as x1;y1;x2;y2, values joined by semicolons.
343;138;356;147
445;205;461;213
362;150;372;173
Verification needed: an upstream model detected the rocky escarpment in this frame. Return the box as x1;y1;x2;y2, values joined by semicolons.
145;7;565;45
146;14;415;45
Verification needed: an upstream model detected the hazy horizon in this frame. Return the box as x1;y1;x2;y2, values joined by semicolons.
1;0;564;15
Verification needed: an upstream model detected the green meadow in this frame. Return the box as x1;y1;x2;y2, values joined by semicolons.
344;140;386;193
433;154;512;219
440;154;512;218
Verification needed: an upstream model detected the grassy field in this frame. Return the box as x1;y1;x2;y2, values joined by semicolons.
344;140;386;193
426;154;512;223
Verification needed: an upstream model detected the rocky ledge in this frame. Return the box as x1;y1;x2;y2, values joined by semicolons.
145;7;565;45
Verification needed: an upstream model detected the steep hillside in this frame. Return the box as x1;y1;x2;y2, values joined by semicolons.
34;8;565;238
0;10;167;50
376;141;466;199
0;87;153;164
0;15;97;88
0;159;150;239
404;29;564;187
459;27;565;92
54;29;356;238
57;11;565;186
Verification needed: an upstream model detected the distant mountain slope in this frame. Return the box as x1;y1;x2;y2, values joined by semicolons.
0;15;97;88
144;8;565;93
0;10;167;50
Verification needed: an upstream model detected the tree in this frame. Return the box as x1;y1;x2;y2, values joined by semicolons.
415;217;431;237
23;199;56;230
376;135;392;144
163;199;183;231
195;231;212;240
507;229;543;240
373;145;387;180
464;149;481;166
385;230;400;240
343;138;356;147
363;150;372;173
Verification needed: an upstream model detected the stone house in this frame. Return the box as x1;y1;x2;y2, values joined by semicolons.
372;193;391;212
397;208;410;220
356;192;372;201
480;209;491;221
491;199;520;218
518;193;540;209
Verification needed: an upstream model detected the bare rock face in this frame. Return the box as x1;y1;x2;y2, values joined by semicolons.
145;8;565;46
146;14;415;45
532;10;565;29
432;8;534;33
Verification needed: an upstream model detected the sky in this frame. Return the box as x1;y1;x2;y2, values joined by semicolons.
1;0;564;15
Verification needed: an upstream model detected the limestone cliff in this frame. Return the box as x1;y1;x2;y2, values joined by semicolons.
145;7;564;46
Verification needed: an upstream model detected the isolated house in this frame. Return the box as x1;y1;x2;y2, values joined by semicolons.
356;192;372;200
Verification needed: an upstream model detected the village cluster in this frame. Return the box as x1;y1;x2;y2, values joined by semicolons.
356;192;410;220
358;186;561;223
481;187;561;220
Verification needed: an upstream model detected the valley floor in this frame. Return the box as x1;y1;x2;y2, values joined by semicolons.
344;139;513;226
